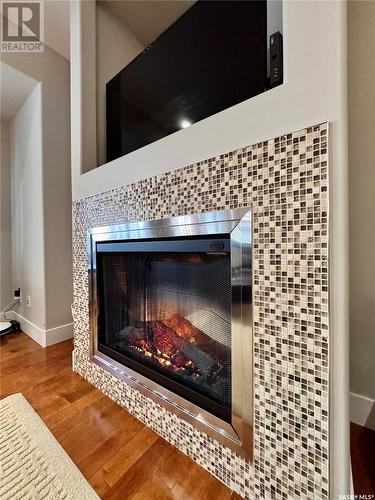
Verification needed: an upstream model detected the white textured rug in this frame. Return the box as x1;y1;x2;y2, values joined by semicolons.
0;393;99;499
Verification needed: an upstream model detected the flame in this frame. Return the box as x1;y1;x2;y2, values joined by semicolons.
124;321;203;377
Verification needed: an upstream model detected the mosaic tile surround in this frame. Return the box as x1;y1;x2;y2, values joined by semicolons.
72;123;329;499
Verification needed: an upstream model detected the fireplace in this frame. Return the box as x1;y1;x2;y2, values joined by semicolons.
88;208;253;458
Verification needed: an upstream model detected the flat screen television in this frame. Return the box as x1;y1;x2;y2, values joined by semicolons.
106;0;267;162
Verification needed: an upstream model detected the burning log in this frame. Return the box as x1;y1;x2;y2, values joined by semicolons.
118;327;148;350
118;316;228;383
152;322;200;373
164;314;230;366
154;321;222;380
120;323;197;374
164;313;203;343
153;321;179;357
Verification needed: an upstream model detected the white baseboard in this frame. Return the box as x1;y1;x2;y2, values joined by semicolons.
45;322;74;346
350;391;375;430
7;312;73;348
7;311;45;346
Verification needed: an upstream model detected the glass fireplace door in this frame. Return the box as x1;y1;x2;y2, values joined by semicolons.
96;236;232;421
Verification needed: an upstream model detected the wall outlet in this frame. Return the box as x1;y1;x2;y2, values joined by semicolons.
19;291;23;303
26;295;31;308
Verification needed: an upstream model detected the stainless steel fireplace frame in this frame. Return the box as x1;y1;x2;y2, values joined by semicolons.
87;207;253;459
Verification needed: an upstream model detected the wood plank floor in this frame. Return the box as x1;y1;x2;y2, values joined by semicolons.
3;332;374;498
350;422;375;496
0;332;239;500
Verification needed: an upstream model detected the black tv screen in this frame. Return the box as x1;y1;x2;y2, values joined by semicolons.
106;0;267;162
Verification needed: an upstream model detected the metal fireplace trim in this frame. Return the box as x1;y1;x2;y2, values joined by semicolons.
87;207;253;460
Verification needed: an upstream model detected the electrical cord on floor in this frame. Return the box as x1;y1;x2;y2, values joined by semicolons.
0;296;20;322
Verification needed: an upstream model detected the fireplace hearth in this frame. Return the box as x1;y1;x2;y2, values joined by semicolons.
88;208;253;458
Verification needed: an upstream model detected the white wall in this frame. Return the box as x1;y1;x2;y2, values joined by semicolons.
10;85;45;328
39;51;72;332
348;1;375;409
71;1;347;203
1;46;72;343
96;3;143;167
70;1;349;496
0;119;12;309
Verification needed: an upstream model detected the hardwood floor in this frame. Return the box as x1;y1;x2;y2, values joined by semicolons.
3;332;374;499
350;422;375;496
0;332;236;499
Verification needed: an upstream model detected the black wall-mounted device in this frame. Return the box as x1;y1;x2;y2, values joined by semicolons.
270;31;283;88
